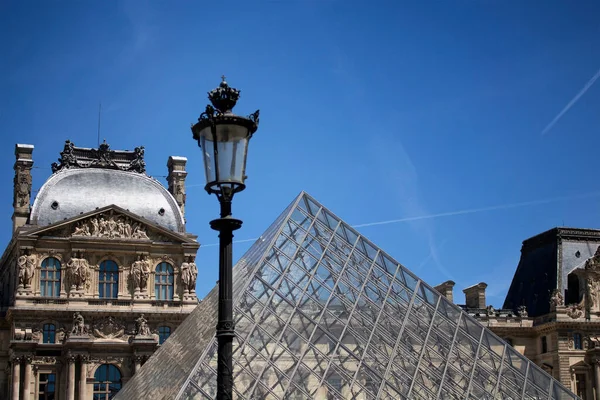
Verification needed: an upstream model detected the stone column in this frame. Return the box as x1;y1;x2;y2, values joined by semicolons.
78;355;88;400
66;353;76;400
595;360;600;400
133;355;142;374
11;355;21;400
22;355;32;400
33;366;39;400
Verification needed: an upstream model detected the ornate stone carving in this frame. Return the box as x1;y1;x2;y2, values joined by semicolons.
56;327;66;343
181;255;198;294
568;337;574;350
135;314;151;336
92;316;126;339
32;357;57;365
17;252;35;289
66;251;90;292
14;165;32;208
550;289;564;308
517;305;528;318
128;146;146;173
10;355;24;363
70;312;88;336
72;213;150;240
51;140;146;174
65;352;77;364
131;254;151;293
566;304;584;319
486;305;495;316
586;247;600;272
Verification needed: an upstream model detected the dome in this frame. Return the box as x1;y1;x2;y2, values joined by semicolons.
30;168;185;233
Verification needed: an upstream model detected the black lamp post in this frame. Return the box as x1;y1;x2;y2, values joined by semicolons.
191;77;259;400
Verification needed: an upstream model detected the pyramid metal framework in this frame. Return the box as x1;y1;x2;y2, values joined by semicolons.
117;192;578;400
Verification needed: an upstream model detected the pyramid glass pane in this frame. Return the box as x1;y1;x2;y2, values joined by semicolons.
115;192;579;400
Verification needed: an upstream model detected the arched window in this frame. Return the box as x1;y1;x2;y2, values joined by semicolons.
158;326;171;345
40;257;61;297
154;262;174;300
93;364;122;399
99;260;119;299
42;323;56;344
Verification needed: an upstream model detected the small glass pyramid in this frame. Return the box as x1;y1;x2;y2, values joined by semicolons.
116;192;578;400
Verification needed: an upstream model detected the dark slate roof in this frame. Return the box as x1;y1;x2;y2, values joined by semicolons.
503;227;600;317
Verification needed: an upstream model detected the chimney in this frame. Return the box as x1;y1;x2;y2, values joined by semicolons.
463;282;487;309
12;144;34;232
167;156;187;219
434;280;456;303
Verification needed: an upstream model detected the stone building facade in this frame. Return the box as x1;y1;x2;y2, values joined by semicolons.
436;227;600;400
0;141;200;399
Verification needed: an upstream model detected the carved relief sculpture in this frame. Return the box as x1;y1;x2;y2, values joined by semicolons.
92;316;126;339
17;252;35;289
181;255;198;294
71;312;88;336
566;304;584;319
135;314;151;336
131;254;151;293
66;251;90;292
72;213;150;240
14;165;32;208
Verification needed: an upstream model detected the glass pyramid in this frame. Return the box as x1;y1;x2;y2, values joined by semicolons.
116;192;578;400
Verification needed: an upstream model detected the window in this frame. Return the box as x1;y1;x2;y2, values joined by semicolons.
99;260;119;299
93;364;122;399
42;323;56;344
158;326;171;345
541;336;548;353
575;373;587;399
40;258;61;297
574;333;583;350
39;373;56;400
154;262;174;300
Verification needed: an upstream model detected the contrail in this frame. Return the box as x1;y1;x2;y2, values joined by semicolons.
541;66;600;136
352;191;600;228
201;191;600;247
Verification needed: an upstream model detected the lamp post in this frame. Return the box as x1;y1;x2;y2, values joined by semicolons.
191;77;259;400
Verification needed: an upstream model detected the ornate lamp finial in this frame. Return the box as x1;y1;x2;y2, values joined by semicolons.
208;76;240;114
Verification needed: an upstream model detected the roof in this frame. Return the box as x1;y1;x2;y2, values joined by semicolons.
30;141;184;233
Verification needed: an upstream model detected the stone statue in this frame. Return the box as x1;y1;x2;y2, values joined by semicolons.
71;312;88;335
550;289;564;307
135;314;151;336
131;254;151;292
517;305;528;318
181;256;198;293
17;254;35;288
67;252;89;291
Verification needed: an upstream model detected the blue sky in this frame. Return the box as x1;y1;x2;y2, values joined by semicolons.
2;1;600;307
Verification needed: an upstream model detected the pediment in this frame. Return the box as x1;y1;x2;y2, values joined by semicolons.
25;205;196;245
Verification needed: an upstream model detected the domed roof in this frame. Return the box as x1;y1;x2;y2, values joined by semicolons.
30;141;185;233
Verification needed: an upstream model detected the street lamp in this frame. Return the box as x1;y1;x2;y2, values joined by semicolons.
191;76;259;400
